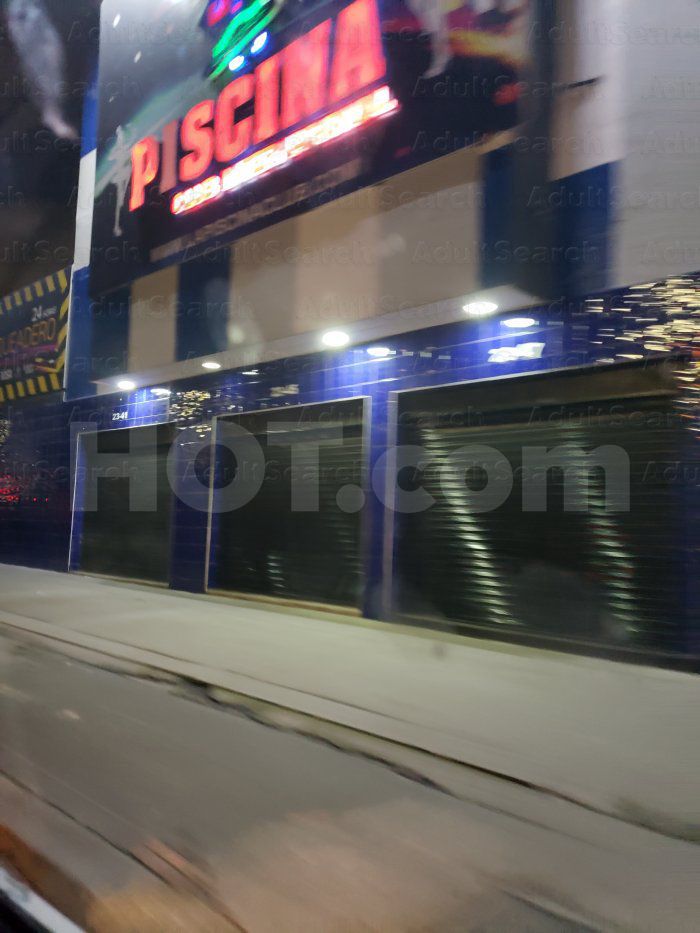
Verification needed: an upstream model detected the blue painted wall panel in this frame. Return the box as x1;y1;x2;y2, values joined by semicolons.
177;250;231;363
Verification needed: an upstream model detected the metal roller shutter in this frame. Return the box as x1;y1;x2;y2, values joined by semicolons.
79;424;174;583
211;399;365;608
395;361;691;656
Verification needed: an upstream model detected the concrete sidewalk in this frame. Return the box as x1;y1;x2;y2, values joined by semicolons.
0;565;697;838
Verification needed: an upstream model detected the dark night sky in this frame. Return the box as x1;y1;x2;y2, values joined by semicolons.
0;1;98;295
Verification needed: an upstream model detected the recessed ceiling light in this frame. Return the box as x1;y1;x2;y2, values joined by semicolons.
117;379;135;391
202;360;222;370
463;300;499;318
112;14;121;28
502;317;537;329
366;346;393;358
229;54;246;71
322;330;350;348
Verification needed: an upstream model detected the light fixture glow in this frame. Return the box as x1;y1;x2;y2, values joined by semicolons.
366;346;393;358
250;31;268;54
463;300;499;318
202;360;222;370
241;369;259;376
151;387;171;397
488;342;545;364
229;54;246;71
112;13;121;27
172;174;222;215
502;317;537;329
322;330;350;349
171;87;398;215
117;379;136;391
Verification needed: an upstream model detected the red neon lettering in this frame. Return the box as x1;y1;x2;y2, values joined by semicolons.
254;53;280;144
215;74;254;163
129;136;159;211
172;87;398;216
134;0;391;212
180;100;216;183
160;120;179;193
281;20;331;130
330;0;386;103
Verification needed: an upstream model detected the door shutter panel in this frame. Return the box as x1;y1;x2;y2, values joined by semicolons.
396;363;689;655
211;399;364;608
79;424;174;583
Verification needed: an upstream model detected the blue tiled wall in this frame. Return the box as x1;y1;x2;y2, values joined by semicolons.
0;393;73;571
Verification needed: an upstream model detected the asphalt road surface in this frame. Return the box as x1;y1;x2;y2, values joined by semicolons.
0;631;696;931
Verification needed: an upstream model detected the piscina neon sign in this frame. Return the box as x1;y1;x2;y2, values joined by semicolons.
172;86;397;215
129;0;397;218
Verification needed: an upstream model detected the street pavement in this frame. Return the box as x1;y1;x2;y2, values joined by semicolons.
1;630;699;931
0;565;697;837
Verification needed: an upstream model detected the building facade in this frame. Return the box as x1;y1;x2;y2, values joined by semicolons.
0;0;699;668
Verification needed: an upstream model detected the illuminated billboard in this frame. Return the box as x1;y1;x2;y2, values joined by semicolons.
92;0;533;294
0;268;70;403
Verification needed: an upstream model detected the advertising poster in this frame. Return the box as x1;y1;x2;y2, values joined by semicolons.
92;0;533;294
0;268;70;402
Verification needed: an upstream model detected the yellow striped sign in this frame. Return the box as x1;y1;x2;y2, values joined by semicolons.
0;268;70;403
